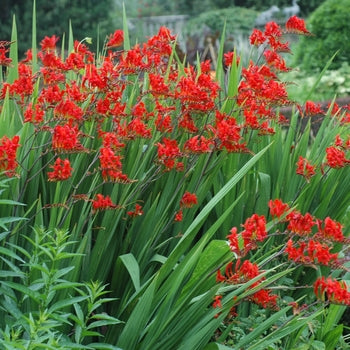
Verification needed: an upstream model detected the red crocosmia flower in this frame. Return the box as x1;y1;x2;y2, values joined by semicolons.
38;51;64;69
92;194;118;211
223;51;240;67
40;35;59;51
249;28;266;46
264;20;282;36
212;295;223;318
268;199;289;218
24;103;45;124
258;121;275;135
39;85;64;105
0;47;12;67
22;49;33;63
227;227;240;255
99;146;129;182
304;101;324;116
47;158;73;181
307;239;338;265
54;99;84;121
101;132;125;151
155;113;173;133
175;162;184;172
216;269;226;283
285;16;312;36
314;277;350;306
127;204;143;217
106;29;124;48
218;259;279;310
212;295;222;309
263;50;290;72
52;124;82;152
241;214;267;250
286;210;315;235
249;289;279;310
296;156;316;181
285;238;338;266
5;63;34;101
285;239;307;263
334;134;343;147
212;112;245;152
200;60;211;73
73;40;94;63
180;191;197;208
0;135;20;176
156;138;182;170
178;113;198;133
128;117;152;138
174;209;183;222
149;74;170;95
326;146;350;168
316;217;345;242
184;135;214;154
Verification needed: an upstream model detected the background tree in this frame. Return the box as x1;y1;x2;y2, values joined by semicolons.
294;0;350;71
132;0;325;17
0;0;118;57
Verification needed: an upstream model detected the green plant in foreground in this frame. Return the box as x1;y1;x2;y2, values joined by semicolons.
0;226;121;348
1;4;350;348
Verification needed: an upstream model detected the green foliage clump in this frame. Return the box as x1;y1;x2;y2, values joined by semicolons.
183;6;258;37
0;226;121;347
294;0;350;72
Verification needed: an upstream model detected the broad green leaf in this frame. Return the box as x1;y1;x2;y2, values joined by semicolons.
117;278;156;349
8;15;18;83
115;253;140;292
122;3;130;51
323;324;343;350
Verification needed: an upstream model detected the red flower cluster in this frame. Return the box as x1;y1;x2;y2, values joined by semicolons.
227;214;267;256
314;277;350;306
241;214;267;250
216;260;279;310
180;191;197;208
0;41;12;67
222;200;349;310
316;217;345;242
326;146;350;168
127;204;144;217
285;239;338;266
303;101;324;117
286;210;315;235
285;15;312;36
92;194;118;212
24;103;45;124
268;199;289;218
106;29;124;48
99;147;129;183
47;158;73;181
223;51;240;67
52;124;83;152
0;135;20;176
156;138;182;170
296;156;316;181
174;192;197;222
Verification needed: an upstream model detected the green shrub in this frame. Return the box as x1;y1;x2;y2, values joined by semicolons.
183;7;258;37
294;0;350;72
